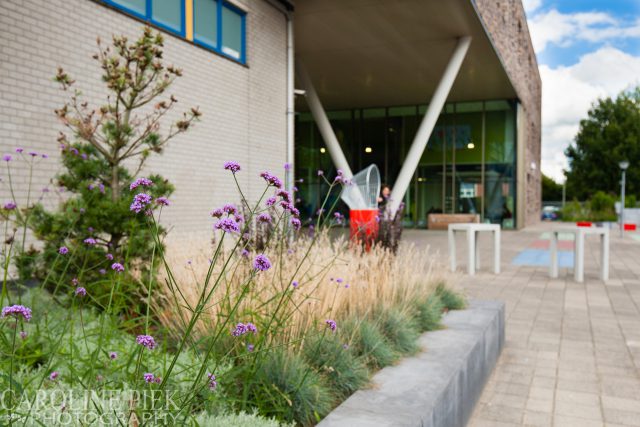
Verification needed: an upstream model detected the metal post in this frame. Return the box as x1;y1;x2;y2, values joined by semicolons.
285;16;295;193
562;181;566;208
389;36;472;214
621;169;626;238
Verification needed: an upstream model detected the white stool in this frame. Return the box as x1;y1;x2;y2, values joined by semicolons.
448;223;501;276
549;227;609;282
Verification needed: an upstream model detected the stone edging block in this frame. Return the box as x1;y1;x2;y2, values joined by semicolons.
318;300;505;427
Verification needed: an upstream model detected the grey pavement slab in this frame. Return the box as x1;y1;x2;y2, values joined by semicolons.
402;223;640;426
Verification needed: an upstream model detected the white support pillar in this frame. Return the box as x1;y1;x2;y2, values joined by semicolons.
388;36;472;214
296;61;354;180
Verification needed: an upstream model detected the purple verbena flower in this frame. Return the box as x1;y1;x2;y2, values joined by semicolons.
99;269;106;275
58;246;69;255
130;193;152;214
257;213;271;223
111;262;125;273
325;319;337;332
106;253;114;261
214;218;240;233
317;170;324;176
241;248;250;258
292;281;299;288
210;208;224;218
247;344;255;352
284;162;292;171
253;254;271;271
232;323;247;337
75;287;86;297
223;161;241;173
15;148;23;154
259;171;283;188
109;352;118;360
207;373;217;391
1;305;32;322
290;217;301;230
71;277;79;286
49;371;59;381
276;189;291;202
2;154;11;162
3;202;17;210
19;331;27;339
155;197;170;206
143;373;155;383
265;196;276;207
136;334;157;350
84;237;97;245
336;278;343;284
28;151;38;157
129;177;153;191
246;322;257;334
42;154;48;159
222;204;237;215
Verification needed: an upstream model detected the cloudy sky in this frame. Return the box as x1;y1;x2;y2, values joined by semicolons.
523;0;640;182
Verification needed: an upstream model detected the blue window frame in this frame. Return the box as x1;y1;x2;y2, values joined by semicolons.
193;0;246;64
105;0;186;38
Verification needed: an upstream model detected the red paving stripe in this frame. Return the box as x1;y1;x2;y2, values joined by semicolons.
530;240;574;250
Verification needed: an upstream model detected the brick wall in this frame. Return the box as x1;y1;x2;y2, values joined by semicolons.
474;0;542;227
0;0;288;244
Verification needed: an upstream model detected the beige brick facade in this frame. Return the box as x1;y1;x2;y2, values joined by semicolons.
474;0;543;227
0;0;288;242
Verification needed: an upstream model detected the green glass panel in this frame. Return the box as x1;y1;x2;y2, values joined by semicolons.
362;108;385;119
194;0;217;47
222;5;243;60
152;0;182;31
113;0;146;15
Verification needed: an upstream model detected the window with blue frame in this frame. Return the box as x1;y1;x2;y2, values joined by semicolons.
193;0;246;63
107;0;185;36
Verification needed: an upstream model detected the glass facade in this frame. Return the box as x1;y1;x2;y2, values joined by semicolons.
295;100;517;228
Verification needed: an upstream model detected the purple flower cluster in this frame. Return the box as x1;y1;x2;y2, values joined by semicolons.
136;334;157;350
223;161;241;173
143;373;155;383
290;217;301;230
232;322;258;337
75;287;87;297
111;262;125;273
129;177;153;191
1;305;32;322
84;237;97;245
106;253;114;261
207;373;217;391
109;352;118;360
259;171;283;188
253;254;271;271
58;246;69;255
265;196;276;207
130;193;152;214
276;189;292;203
214;217;240;234
3;202;17;210
155;197;170;206
292;281;299;289
2;155;11;162
325;319;337;332
223;204;238;215
257;213;271;223
49;371;59;381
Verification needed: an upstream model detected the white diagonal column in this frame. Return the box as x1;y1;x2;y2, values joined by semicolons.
388;36;472;214
296;61;354;180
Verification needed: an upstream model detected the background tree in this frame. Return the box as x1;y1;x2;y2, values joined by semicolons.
565;87;640;200
21;28;200;311
541;173;563;201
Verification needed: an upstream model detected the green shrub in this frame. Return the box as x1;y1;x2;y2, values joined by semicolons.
626;194;637;208
436;284;466;310
343;319;398;369
252;350;333;426
378;308;420;355
561;199;586;221
413;293;444;332
588;191;617;221
303;334;369;399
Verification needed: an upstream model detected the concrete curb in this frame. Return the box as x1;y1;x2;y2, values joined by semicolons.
318;300;505;427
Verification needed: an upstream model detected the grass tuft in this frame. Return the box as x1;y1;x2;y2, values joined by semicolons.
343;318;398;369
436;283;466;310
378;308;420;355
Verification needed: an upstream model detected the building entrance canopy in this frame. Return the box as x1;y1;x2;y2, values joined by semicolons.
294;0;517;111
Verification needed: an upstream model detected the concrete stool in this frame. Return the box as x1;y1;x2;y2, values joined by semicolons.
448;223;501;276
550;226;609;282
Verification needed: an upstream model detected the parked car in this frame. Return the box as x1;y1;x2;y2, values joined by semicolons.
541;205;560;221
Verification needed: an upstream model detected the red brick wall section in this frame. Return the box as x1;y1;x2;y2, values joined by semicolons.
474;0;542;227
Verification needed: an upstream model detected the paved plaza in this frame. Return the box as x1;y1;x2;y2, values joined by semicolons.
404;223;640;427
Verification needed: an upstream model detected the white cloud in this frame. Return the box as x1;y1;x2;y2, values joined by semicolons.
522;0;542;14
529;9;640;53
540;47;640;181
